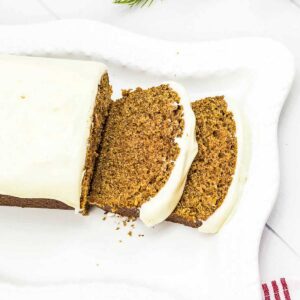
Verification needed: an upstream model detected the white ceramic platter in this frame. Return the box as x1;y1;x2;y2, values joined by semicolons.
0;20;294;300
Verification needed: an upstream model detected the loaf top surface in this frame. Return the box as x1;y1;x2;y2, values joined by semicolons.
0;55;107;210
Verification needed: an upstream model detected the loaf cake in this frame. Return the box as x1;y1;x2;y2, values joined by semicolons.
0;55;112;213
89;83;198;226
0;54;241;233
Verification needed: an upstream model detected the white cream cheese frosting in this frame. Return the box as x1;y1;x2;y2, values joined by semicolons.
0;55;107;211
139;82;198;227
198;98;250;233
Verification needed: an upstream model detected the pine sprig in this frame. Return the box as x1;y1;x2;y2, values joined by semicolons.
114;0;154;7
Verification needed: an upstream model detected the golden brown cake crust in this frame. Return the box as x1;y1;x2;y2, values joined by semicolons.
89;85;184;212
95;204;202;228
0;195;72;210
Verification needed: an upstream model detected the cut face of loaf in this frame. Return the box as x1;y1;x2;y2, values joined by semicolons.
89;96;238;230
80;73;112;213
170;96;238;230
0;55;112;213
89;83;198;226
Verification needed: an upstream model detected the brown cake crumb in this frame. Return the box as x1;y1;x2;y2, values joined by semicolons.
89;85;184;213
128;231;133;237
80;73;112;214
170;96;237;225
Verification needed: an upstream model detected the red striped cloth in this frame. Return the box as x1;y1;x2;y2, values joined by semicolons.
262;278;291;300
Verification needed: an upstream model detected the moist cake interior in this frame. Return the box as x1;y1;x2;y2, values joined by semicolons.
89;85;184;215
80;73;112;213
169;96;238;227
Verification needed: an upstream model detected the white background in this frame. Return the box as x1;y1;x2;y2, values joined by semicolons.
0;0;300;283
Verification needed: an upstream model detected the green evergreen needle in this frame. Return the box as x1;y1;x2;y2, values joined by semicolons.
114;0;154;7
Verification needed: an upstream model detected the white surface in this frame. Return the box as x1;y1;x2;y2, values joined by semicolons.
0;54;106;210
30;0;300;284
140;81;198;227
0;20;294;300
0;0;300;295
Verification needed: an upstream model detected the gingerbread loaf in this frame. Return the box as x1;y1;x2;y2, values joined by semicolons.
0;55;241;233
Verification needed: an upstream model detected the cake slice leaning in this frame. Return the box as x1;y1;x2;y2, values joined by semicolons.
0;55;112;214
169;96;246;233
89;83;198;226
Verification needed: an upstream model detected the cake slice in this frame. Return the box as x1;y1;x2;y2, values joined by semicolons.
169;96;242;232
0;55;112;213
89;83;198;226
